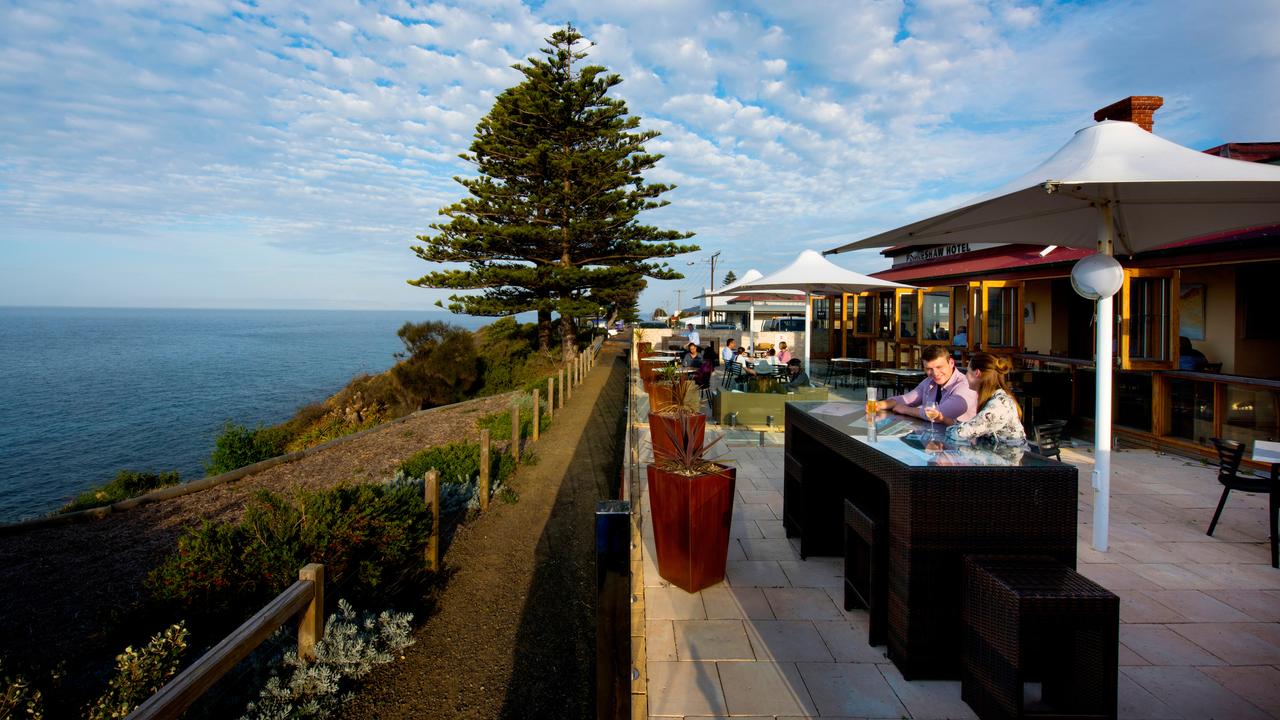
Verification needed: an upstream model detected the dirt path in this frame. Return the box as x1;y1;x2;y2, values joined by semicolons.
341;339;630;720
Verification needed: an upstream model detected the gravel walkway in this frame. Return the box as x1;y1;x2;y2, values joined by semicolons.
341;339;630;719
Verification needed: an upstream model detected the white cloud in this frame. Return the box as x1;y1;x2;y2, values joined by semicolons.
1;0;1276;311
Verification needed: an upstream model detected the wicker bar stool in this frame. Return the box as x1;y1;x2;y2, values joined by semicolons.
962;555;1118;720
843;499;887;646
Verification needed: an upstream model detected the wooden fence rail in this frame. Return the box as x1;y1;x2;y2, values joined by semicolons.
126;564;325;720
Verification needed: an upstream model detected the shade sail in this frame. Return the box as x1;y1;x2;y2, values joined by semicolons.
828;121;1280;256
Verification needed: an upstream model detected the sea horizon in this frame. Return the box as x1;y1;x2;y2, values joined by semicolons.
0;306;507;523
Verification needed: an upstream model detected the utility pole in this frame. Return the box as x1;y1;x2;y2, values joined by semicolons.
675;289;683;323
708;251;720;325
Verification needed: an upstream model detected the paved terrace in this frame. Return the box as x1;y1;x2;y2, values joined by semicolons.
629;368;1280;719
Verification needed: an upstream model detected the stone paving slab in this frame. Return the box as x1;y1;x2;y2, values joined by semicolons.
632;370;1280;719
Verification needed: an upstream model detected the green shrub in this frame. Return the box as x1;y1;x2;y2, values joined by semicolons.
61;469;182;513
390;321;481;409
207;422;293;476
242;600;414;720
147;485;433;614
85;622;188;720
1;660;45;719
397;442;515;487
476;401;552;443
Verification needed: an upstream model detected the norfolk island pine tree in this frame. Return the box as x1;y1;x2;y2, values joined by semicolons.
409;25;697;360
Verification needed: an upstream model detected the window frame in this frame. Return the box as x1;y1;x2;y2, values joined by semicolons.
979;280;1024;353
895;288;919;345
1121;268;1179;370
917;286;955;346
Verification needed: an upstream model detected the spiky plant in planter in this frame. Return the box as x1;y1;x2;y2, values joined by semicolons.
648;373;705;460
647;414;735;593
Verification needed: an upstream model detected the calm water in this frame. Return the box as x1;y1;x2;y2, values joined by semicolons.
0;307;491;523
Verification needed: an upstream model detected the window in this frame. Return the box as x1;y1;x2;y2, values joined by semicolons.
1121;269;1177;370
854;295;872;335
878;293;895;339
984;284;1021;349
897;290;917;342
920;289;952;342
1129;277;1170;361
953;286;971;349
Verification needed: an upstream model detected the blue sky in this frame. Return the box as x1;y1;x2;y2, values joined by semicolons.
1;0;1277;313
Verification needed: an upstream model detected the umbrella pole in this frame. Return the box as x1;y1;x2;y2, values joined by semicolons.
803;291;812;374
750;302;755;352
1092;208;1116;552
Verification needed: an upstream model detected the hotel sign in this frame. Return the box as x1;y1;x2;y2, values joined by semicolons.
893;243;999;267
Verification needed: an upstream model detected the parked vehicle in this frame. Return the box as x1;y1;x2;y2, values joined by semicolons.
762;317;806;332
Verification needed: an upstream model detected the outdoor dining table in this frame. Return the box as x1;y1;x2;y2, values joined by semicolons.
828;357;872;387
868;368;926;397
783;401;1077;679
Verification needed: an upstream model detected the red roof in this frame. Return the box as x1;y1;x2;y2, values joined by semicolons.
872;245;1093;283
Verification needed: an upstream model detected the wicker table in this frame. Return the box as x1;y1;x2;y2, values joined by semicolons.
784;401;1077;679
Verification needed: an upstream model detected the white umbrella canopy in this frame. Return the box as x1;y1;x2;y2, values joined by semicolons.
731;250;914;371
828;121;1280;255
697;268;804;345
828;120;1280;553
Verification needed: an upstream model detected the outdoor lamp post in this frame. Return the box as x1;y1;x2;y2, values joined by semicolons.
1071;248;1124;552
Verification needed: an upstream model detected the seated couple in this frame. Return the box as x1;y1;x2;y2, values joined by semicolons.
869;345;1026;446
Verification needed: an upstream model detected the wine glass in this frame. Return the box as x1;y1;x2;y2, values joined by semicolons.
924;399;939;434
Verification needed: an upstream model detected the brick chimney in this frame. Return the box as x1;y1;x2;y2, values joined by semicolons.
1093;95;1164;132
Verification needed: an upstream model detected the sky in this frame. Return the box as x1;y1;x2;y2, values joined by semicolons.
1;0;1277;314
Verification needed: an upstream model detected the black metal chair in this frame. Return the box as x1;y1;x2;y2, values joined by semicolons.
1033;420;1068;461
1207;439;1279;568
721;361;746;390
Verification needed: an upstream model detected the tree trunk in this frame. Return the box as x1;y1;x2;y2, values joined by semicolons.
537;308;552;352
561;313;577;363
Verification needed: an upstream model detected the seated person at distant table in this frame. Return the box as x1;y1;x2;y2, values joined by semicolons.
755;348;779;372
870;344;978;422
720;338;738;366
1178;336;1207;371
930;352;1027;446
735;347;759;375
682;342;701;368
785;359;811;388
776;342;792;364
952;328;968;347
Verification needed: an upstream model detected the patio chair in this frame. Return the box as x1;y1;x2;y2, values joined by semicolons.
1033;420;1068;461
1207;439;1278;568
721;361;747;390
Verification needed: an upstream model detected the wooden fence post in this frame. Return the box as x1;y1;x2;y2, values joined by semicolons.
479;428;490;512
298;564;325;662
532;389;540;442
547;376;555;419
424;470;440;572
567;364;574;401
511;398;521;463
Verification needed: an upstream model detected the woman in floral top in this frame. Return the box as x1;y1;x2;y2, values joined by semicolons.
926;352;1026;446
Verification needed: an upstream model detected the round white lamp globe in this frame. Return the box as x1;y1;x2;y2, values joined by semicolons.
1071;253;1124;300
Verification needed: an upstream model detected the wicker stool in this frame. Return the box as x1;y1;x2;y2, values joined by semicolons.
962;556;1118;720
843;499;887;646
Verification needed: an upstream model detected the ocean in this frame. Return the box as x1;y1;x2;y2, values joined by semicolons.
0;307;492;523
